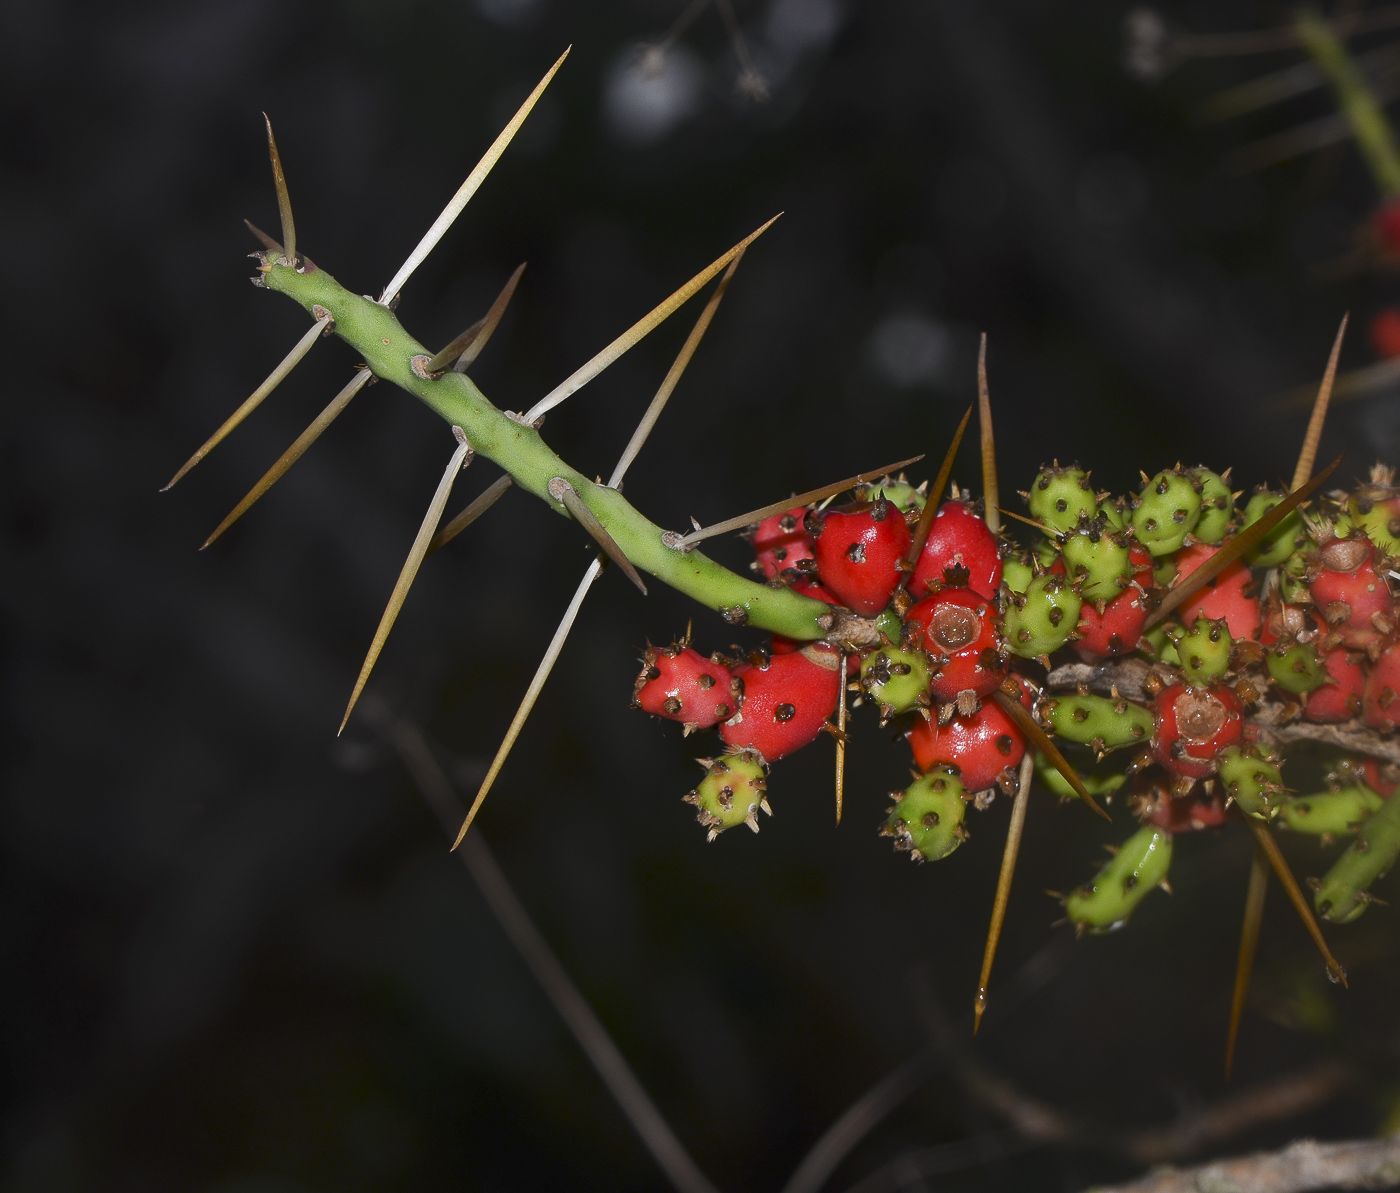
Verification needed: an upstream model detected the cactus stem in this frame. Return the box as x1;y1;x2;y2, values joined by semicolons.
429;474;514;554
423;263;527;375
1225;842;1269;1081
675;454;924;547
553;478;648;594
340;430;474;734
1291;313;1347;492
379;49;569;305
978;334;1000;535
834;653;848;825
1245;815;1348;987
263;114;296;266
454;557;606;847
163;312;331;491
973;751;1035;1035
900;406;973;587
610;251;742;488
202;367;374;549
1144;456;1342;630
523;215;779;425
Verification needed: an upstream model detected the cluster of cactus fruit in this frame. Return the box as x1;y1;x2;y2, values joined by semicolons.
634;459;1400;937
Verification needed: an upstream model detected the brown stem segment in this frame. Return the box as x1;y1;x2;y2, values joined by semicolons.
1225;842;1269;1080
1245;816;1348;987
973;751;1035;1035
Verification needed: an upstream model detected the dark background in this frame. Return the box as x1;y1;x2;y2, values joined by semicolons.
4;1;1400;1190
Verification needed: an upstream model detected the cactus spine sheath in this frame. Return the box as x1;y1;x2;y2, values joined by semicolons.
262;260;829;640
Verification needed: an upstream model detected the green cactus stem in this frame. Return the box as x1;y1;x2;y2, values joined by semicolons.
261;258;829;640
1040;692;1153;752
1217;744;1284;818
1064;825;1173;933
1279;786;1385;836
1313;785;1400;923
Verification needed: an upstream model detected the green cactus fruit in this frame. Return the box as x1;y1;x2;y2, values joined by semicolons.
1242;489;1305;567
873;606;903;646
1169;616;1232;686
1266;641;1328;694
1002;555;1033;595
1099;496;1128;530
1065;826;1173;933
1033;751;1127;801
883;768;968;862
1186;468;1234;544
1313;784;1400;923
685;750;770;840
1153;554;1178;586
1061;516;1132;602
1132;469;1203;556
1217;744;1284;818
860;647;931;715
1033;537;1060;569
862;476;925;515
1141;624;1181;666
1040;692;1153;752
1027;465;1096;534
1003;574;1082;658
1279;786;1384;836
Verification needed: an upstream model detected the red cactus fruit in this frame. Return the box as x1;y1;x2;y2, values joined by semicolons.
1363;641;1400;729
1375;199;1400;254
1371;309;1400;360
1363;757;1398;797
909;501;1002;600
719;644;841;761
904;586;1006;705
1074;587;1148;662
1308;535;1395;653
749;506;815;580
1173;543;1260;642
810;498;912;616
1152;682;1244;778
1131;770;1230;832
905;678;1031;791
1128;543;1156;585
1302;648;1365;723
633;644;736;731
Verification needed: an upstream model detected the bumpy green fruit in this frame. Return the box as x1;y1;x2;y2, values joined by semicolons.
1217;745;1284;818
1001;555;1033;595
1153;554;1178;586
1313;786;1400;923
883;769;968;861
1170;616;1232;686
1065;826;1173;933
1133;469;1203;556
1003;574;1082;658
1187;468;1233;544
861;647;931;715
1033;537;1060;569
1040;692;1153;751
1028;465;1096;534
1279;786;1384;836
873;606;903;645
685;750;770;840
1061;516;1132;602
1033;751;1126;801
1141;624;1181;666
863;478;925;515
1352;499;1400;556
1267;642;1327;694
1242;489;1305;567
1099;496;1128;530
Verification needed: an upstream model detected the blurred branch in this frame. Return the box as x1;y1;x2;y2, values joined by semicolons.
385;716;723;1193
1082;1135;1400;1193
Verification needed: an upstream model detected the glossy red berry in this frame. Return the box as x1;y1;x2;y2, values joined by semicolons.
1073;587;1148;662
905;678;1030;791
810;498;912;616
904;587;1006;705
909;501;1002;600
633;644;736;731
1309;535;1395;653
719;644;841;761
1375;199;1400;254
1131;770;1230;833
1152;682;1244;778
1303;648;1365;723
1173;543;1260;642
1363;757;1398;797
1364;642;1400;730
749;506;815;580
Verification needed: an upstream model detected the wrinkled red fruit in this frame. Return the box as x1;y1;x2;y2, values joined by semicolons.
1131;770;1229;832
1309;535;1395;652
1304;648;1365;723
906;676;1030;790
811;498;912;616
905;587;1006;704
909;501;1002;600
1152;683;1244;778
720;645;841;761
749;506;815;580
1371;309;1400;360
1364;642;1400;729
1174;543;1261;642
1074;587;1148;662
633;644;735;731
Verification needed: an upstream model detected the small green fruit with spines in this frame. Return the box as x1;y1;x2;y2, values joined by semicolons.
1039;692;1153;751
685;750;770;840
1132;469;1203;556
860;476;925;515
1027;465;1096;534
1003;574;1082;658
860;647;931;716
1065;826;1173;933
1170;616;1232;686
1279;786;1384;836
1141;624;1181;666
873;606;903;646
1266;642;1328;694
1099;496;1128;530
1033;751;1127;801
1217;744;1284;818
1061;515;1132;602
1242;488;1306;567
1186;467;1233;544
1001;555;1033;595
1313;786;1400;923
883;768;968;861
